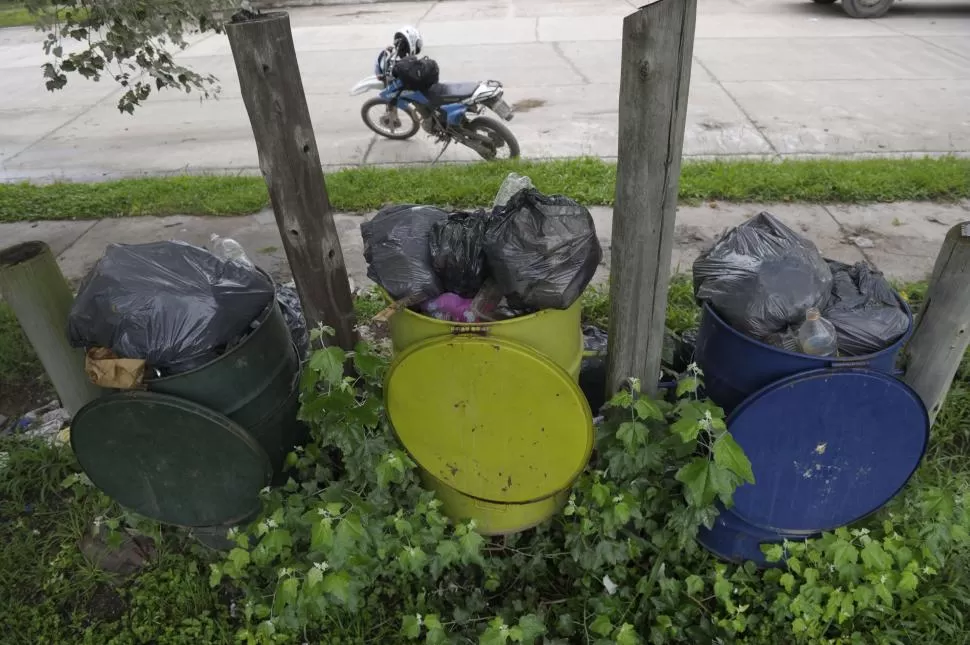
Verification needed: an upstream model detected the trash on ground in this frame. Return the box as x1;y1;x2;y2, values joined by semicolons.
69;241;274;375
693;211;833;341
493;172;535;208
796;307;838;357
848;235;875;249
824;260;909;356
361;204;448;302
429;210;493;298
85;348;146;389
484;188;602;311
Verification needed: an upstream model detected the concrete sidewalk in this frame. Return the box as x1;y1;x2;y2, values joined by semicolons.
2;201;968;287
2;0;970;182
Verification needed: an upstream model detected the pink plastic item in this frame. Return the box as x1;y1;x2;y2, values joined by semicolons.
421;293;477;322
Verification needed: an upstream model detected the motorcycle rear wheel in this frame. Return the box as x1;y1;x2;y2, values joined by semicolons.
361;98;420;140
465;116;521;161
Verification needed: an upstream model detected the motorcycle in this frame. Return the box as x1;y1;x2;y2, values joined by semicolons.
350;53;519;161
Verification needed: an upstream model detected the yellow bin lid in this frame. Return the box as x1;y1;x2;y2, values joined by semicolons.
386;335;593;504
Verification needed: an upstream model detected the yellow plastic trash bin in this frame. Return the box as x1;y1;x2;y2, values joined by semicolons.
385;299;593;535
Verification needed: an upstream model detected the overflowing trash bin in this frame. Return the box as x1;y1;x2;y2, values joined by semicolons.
68;240;308;530
365;175;601;534
690;213;929;563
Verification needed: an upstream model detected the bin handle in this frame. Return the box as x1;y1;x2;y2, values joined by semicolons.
451;325;490;337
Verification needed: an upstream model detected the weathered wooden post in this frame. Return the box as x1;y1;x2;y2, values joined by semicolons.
904;222;970;426
0;242;102;415
226;11;357;350
607;0;698;397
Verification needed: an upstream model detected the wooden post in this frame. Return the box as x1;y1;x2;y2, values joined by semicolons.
226;11;357;349
607;0;698;397
0;242;102;415
903;222;970;425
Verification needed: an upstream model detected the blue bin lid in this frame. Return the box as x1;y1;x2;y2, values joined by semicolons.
726;368;928;534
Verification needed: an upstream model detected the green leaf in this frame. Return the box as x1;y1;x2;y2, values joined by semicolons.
460;528;486;565
306;566;323;588
714;576;733;606
278;577;299;606
228;547;250;570
780;572;796;592
861;541;893;571
686;574;704;597
436;540;461;567
633;398;663;421
616;421;647;449
831;541;859;569
589;614;613;637
309;346;346;385
208;564;222;588
515;614;546;644
614;501;631;524
615;623;640;645
676;376;700;398
713;434;755;484
670;415;701;443
311;519;334;551
479;619;509;645
708;462;741;507
898;570;919;593
761;544;784;562
321;571;351;603
675;457;716;507
402;614;422;639
591;482;610;506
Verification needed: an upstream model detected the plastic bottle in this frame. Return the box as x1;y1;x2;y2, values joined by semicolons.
209;234;254;269
468;280;505;321
796;308;838;357
492;172;535;208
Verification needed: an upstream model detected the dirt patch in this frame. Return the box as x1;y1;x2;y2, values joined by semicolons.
86;585;125;622
512;99;546;113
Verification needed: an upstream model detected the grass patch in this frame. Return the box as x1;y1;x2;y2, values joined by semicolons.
1;157;968;222
0;3;80;28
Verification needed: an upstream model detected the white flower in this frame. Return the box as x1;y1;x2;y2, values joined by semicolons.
266;518;278;529
880;574;888;584
260;486;272;495
612;495;623;504
603;575;618;595
278;567;292;578
313;561;330;572
415;614;423;625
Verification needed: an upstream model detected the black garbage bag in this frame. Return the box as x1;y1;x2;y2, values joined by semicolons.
693;212;833;340
484;189;602;310
68;241;274;374
580;326;609;414
361;204;448;302
824;260;909;356
429;210;494;298
276;282;309;360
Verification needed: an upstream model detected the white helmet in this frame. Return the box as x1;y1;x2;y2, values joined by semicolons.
393;25;423;58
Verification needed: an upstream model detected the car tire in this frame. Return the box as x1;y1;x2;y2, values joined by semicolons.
811;0;837;4
842;0;895;18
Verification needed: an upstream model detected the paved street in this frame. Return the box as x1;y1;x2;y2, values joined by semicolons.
1;0;969;181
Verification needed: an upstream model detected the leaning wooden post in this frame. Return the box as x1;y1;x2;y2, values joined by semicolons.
226;11;357;349
0;242;102;415
903;222;970;426
607;0;698;397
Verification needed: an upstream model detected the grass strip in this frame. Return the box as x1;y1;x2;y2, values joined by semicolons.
1;157;968;223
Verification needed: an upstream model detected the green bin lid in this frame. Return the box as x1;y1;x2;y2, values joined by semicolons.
71;391;271;527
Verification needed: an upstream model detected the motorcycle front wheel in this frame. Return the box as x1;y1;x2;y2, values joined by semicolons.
465;116;520;161
360;98;420;140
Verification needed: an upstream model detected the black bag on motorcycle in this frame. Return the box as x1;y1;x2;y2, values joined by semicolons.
392;56;440;92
